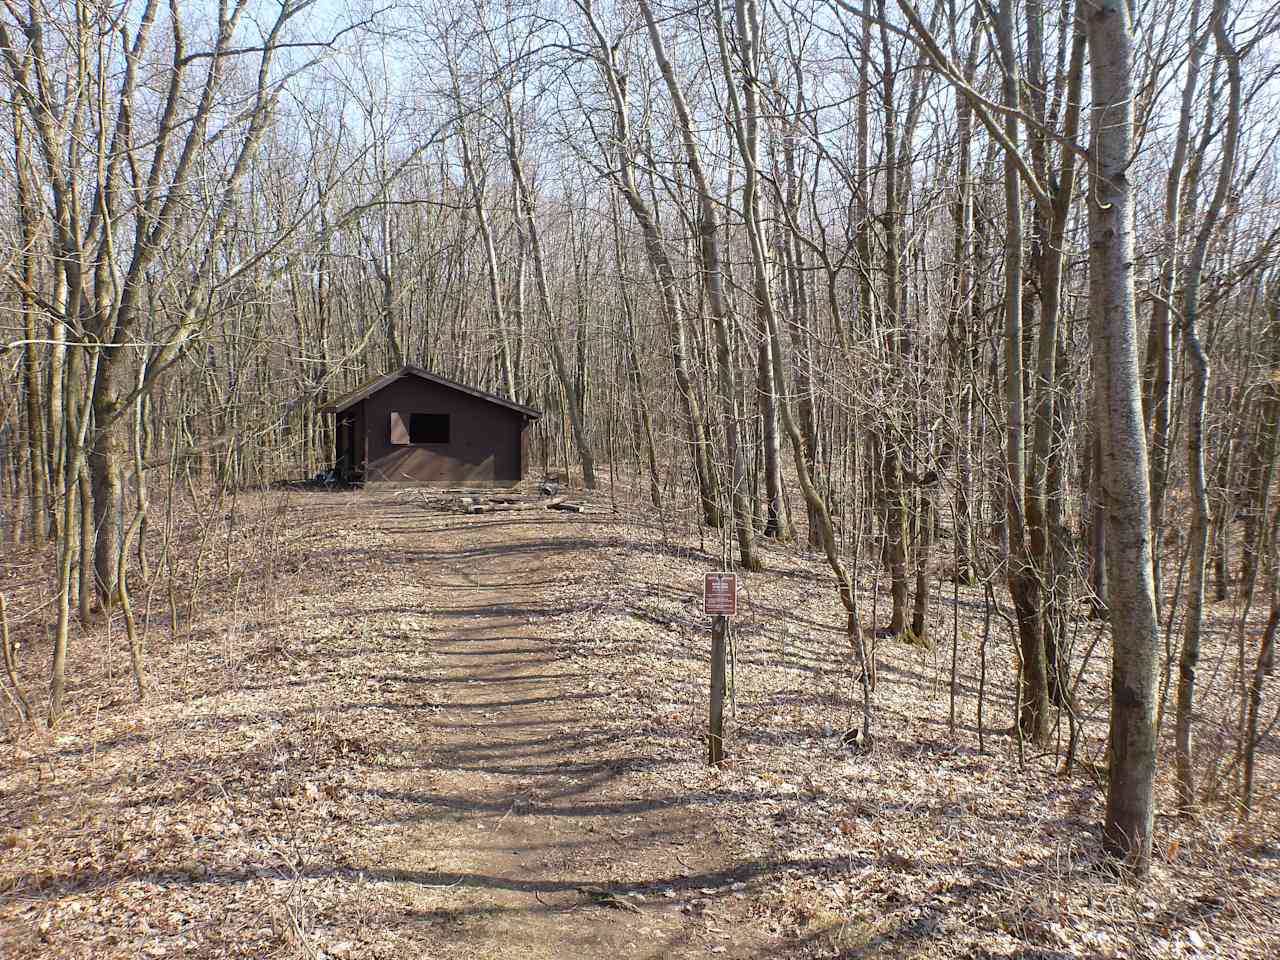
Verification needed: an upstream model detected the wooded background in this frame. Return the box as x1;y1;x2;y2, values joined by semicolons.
1;0;1278;876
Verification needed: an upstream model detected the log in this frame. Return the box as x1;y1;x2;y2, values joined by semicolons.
480;501;541;513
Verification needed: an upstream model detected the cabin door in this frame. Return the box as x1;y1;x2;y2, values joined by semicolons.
336;415;362;482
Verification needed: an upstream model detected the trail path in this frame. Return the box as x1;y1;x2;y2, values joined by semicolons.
348;496;775;959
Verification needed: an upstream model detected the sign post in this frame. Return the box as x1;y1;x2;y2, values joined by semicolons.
703;573;737;765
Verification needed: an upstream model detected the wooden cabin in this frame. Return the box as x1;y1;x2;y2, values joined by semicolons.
322;366;540;485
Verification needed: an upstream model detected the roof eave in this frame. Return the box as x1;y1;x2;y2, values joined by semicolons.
320;365;542;419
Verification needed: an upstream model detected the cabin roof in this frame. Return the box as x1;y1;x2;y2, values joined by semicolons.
321;365;541;419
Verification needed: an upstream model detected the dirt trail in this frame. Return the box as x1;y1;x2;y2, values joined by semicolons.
357;498;774;959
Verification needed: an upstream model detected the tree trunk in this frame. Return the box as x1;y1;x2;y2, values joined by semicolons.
877;0;915;635
90;365;127;608
1174;0;1241;813
1087;0;1161;874
713;0;869;741
1027;6;1086;711
946;21;981;584
504;125;597;490
14;107;48;547
1242;561;1279;818
996;0;1050;743
1210;433;1235;602
1239;284;1280;590
611;199;663;510
1144;0;1206;598
757;310;791;540
641;0;759;569
577;1;722;526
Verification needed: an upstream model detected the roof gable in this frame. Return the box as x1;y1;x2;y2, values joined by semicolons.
322;366;541;419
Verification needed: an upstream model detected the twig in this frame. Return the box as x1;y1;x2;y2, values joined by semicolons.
0;595;33;723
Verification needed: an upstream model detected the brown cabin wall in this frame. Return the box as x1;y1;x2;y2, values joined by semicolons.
360;376;526;484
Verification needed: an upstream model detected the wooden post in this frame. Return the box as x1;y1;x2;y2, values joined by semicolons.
703;571;736;766
709;614;727;765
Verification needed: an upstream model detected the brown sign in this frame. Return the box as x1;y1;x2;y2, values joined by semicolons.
703;573;737;616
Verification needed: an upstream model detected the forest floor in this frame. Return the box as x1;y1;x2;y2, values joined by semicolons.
1;484;1277;959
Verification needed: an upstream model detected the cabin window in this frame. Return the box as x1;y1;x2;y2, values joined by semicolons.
390;412;451;444
410;413;450;444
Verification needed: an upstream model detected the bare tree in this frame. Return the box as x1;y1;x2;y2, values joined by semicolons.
640;0;761;570
1175;0;1243;813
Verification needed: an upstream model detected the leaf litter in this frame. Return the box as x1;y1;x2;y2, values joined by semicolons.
0;485;1275;959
